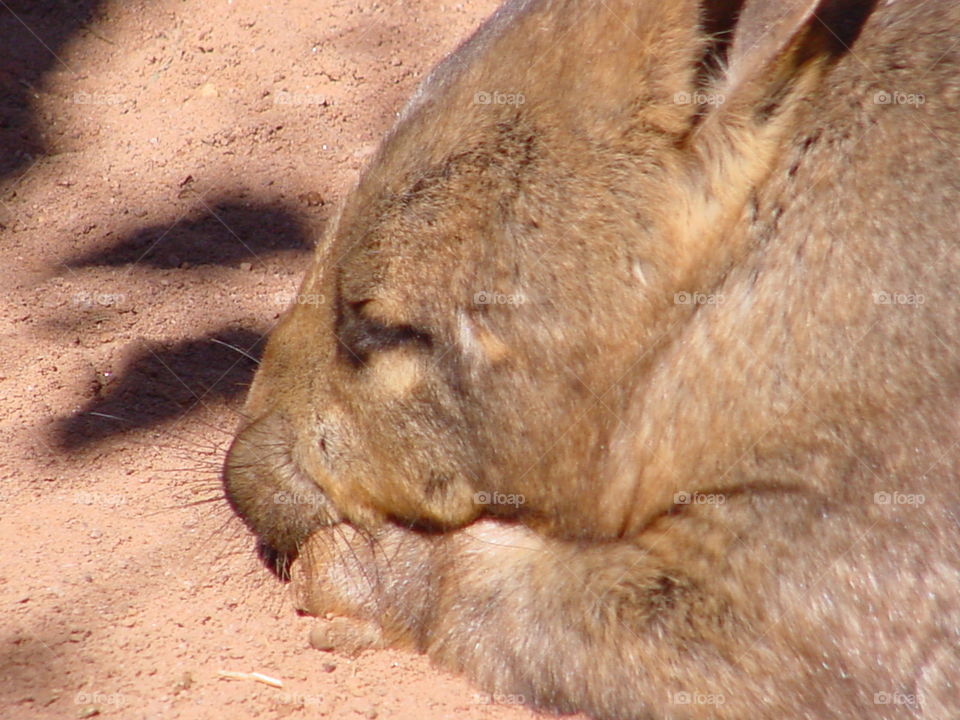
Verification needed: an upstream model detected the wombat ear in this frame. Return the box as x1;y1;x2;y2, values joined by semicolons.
707;0;873;122
722;0;823;99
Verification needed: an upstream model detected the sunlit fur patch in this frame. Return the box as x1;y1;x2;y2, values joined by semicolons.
457;312;510;364
369;349;423;396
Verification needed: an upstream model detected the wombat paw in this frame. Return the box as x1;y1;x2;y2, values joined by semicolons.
307;617;385;658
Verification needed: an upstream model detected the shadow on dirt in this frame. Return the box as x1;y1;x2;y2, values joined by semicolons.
52;327;266;451
63;201;316;269
0;0;106;180
46;193;320;450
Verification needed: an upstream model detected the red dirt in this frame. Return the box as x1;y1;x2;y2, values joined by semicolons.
0;1;556;718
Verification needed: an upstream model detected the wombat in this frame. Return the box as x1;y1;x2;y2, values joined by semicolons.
224;0;960;717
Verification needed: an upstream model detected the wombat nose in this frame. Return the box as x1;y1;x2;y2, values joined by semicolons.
223;412;337;566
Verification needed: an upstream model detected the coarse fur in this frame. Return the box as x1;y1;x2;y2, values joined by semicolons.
223;0;960;717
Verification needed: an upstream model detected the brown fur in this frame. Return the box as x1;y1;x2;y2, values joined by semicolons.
223;0;960;717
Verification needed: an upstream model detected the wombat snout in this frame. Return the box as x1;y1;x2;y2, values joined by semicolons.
224;411;337;569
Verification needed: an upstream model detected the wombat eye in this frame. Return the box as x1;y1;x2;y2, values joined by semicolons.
336;299;433;367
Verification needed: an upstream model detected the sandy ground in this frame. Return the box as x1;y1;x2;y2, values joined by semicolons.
0;1;556;718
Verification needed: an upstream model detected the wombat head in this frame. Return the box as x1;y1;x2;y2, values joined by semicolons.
223;0;859;565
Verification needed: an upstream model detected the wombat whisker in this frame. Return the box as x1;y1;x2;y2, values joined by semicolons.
153;495;230;514
83;409;232;448
151;436;227;457
151;462;226;475
73;413;232;458
199;525;289;613
173;405;246;442
336;523;387;595
209;337;262;365
301;522;384;597
185;405;252;433
140;488;229;516
349;528;390;592
135;405;244;447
